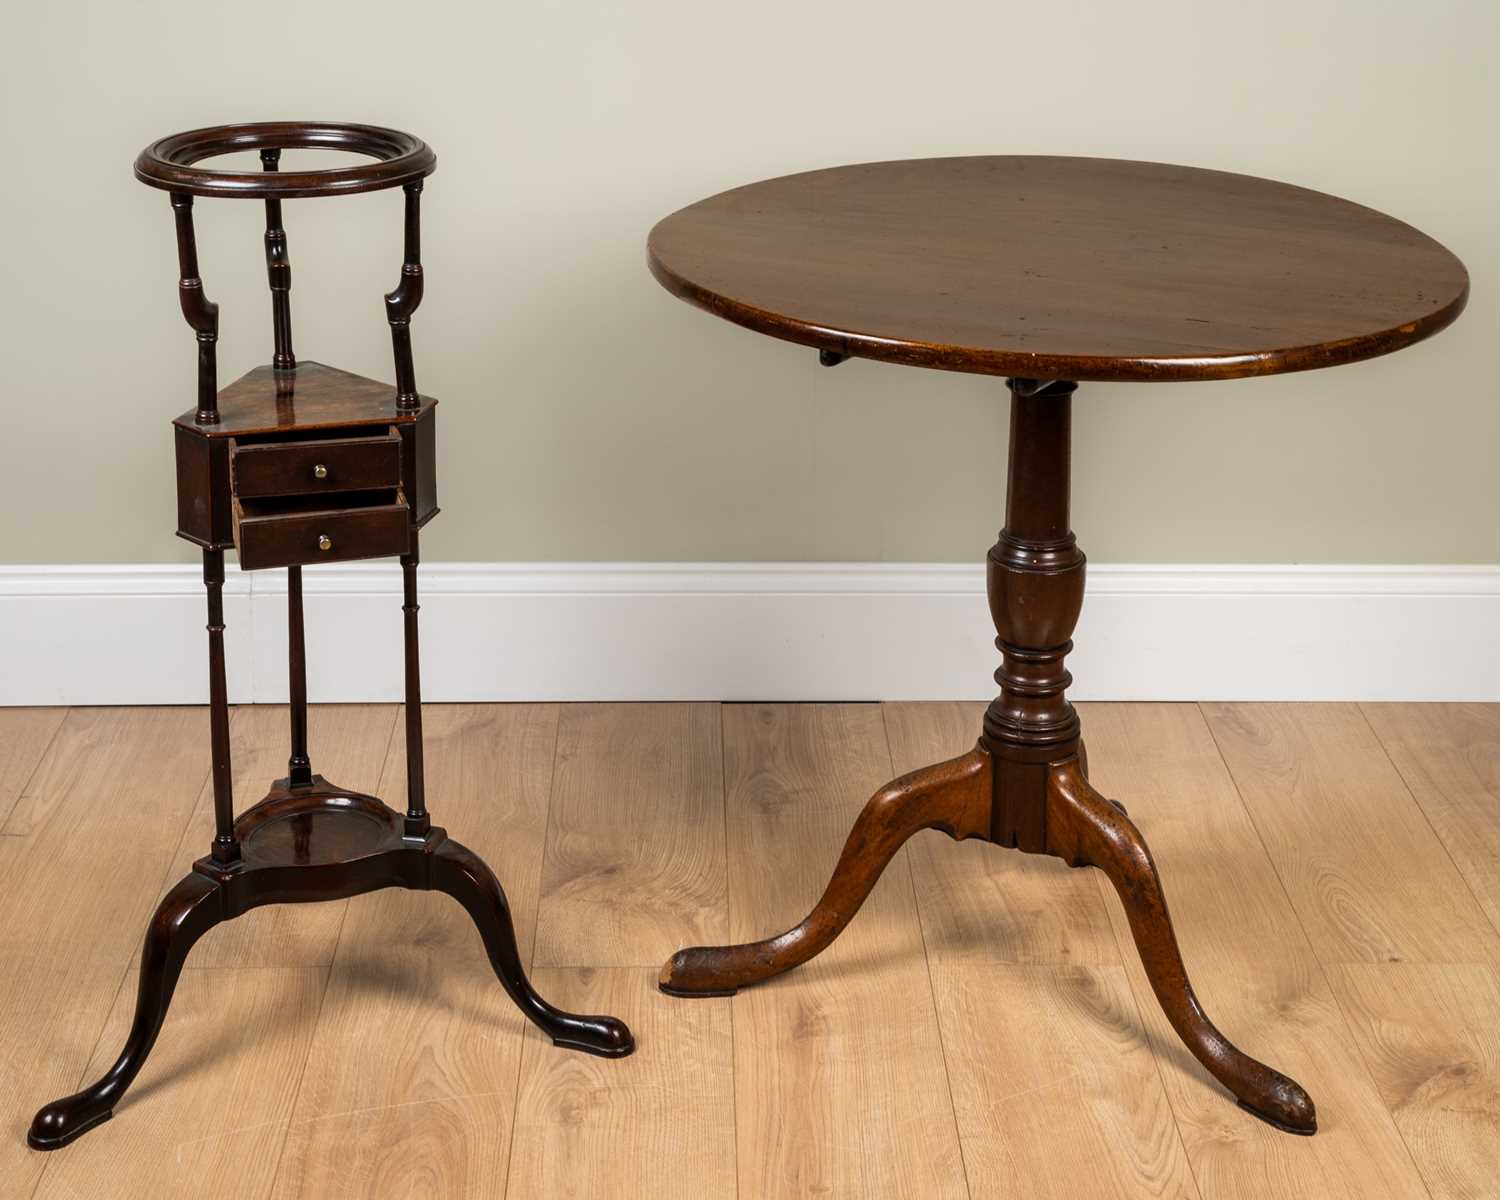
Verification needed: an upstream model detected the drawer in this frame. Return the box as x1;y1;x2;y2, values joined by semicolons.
231;430;401;499
233;492;410;571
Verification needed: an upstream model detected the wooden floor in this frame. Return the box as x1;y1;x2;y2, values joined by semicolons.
2;702;1498;1199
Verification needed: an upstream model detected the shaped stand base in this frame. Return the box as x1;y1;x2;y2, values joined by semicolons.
29;776;633;1151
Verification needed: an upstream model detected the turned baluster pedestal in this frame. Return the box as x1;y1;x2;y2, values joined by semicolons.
660;377;1315;1131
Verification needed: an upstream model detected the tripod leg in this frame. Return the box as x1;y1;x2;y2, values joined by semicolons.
661;748;991;996
1046;758;1316;1134
431;836;633;1057
29;871;223;1149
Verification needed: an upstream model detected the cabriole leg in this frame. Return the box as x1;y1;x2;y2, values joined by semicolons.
432;837;632;1056
660;749;991;995
28;872;223;1149
1046;758;1316;1132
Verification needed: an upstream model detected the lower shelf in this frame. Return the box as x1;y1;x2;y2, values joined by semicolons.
27;776;634;1151
202;775;432;907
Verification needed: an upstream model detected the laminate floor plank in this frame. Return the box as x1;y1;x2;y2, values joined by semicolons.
0;707;214;1199
724;703;967;1200
1328;962;1500;1200
270;950;529;1200
1202;703;1499;966
0;706;209;874
12;702;1497;1200
932;962;1201;1200
0;953;131;1200
534;703;725;969
506;967;737;1200
0;706;66;828
1081;703;1432;1200
0;707;215;964
34;967;324;1200
1361;703;1500;938
886;703;1192;1196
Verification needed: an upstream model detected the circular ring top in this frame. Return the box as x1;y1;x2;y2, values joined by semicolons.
134;121;436;199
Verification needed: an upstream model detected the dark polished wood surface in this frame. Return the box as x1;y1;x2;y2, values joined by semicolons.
658;378;1319;1134
135;121;435;199
649;158;1471;1139
28;779;633;1151
230;428;403;498
232;492;411;571
172;363;440;551
648;156;1468;382
174;362;435;438
29;122;631;1153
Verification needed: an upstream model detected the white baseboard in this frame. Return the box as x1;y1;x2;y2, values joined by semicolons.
2;563;1497;706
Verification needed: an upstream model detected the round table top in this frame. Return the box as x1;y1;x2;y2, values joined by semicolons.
647;156;1468;383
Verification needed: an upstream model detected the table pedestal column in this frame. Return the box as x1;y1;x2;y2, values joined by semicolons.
659;377;1316;1135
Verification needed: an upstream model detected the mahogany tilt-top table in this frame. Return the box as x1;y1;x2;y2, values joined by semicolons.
647;155;1469;1135
28;122;632;1152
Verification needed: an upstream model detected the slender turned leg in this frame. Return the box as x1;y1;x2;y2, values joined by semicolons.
203;549;239;864
431;837;634;1056
1046;758;1316;1132
400;539;428;838
286;565;312;786
28;872;223;1149
660;748;992;996
260;150;310;789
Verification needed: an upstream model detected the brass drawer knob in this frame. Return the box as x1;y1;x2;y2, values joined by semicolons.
318;534;333;551
312;463;329;480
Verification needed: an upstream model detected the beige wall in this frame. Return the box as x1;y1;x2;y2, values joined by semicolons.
3;0;1495;566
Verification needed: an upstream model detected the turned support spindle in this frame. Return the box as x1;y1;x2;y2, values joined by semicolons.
981;378;1085;851
171;194;220;425
286;566;312;786
385;182;425;409
401;536;428;837
202;549;239;864
259;148;295;370
261;147;309;785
